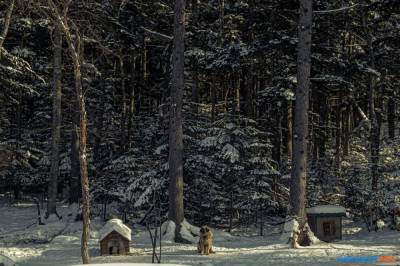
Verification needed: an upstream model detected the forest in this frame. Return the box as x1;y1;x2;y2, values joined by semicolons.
0;0;399;265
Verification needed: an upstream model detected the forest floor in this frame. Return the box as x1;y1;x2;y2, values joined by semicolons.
0;204;400;266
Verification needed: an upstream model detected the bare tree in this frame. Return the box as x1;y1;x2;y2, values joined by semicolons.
35;0;91;263
290;0;313;245
168;0;186;242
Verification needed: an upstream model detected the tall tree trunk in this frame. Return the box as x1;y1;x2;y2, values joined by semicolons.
343;105;351;156
244;70;253;117
169;0;186;242
47;2;91;261
363;11;379;191
311;90;319;162
142;36;149;83
290;0;312;240
272;111;283;167
287;100;293;160
211;79;216;122
70;99;81;204
235;72;240;114
318;95;327;159
218;0;224;45
119;55;127;152
46;25;62;218
0;0;15;50
388;97;395;139
335;98;342;171
127;55;137;148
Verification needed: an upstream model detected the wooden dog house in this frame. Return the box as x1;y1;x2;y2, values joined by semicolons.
306;205;346;242
99;218;131;255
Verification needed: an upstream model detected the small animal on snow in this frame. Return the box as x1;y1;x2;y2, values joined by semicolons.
197;225;215;255
376;219;385;231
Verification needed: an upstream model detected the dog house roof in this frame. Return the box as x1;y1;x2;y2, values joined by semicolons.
306;205;346;216
99;218;132;242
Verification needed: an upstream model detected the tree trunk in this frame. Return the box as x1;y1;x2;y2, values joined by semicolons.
317;91;327;160
244;70;253;117
48;4;91;262
119;55;127;152
335;99;342;170
0;0;15;49
287;100;293;160
290;0;313;238
191;68;199;113
169;0;186;242
127;55;137;148
46;25;63;218
218;0;224;45
363;11;379;191
343;105;351;156
388;97;395;139
235;72;240;114
70;98;81;204
272;111;283;167
211;80;216;122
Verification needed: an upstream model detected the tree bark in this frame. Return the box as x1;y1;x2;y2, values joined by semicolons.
290;0;312;238
46;25;63;218
169;0;186;242
0;0;15;50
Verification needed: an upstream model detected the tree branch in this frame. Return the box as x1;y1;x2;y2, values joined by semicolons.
0;0;16;49
314;4;360;15
140;27;173;42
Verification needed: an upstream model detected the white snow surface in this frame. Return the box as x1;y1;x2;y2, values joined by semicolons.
99;219;132;242
161;219;202;243
1;205;400;266
71;263;185;266
0;254;16;266
279;218;298;244
306;205;346;214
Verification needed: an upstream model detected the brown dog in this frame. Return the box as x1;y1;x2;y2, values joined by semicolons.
197;225;215;255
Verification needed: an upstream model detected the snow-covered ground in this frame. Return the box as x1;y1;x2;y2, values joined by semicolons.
1;204;399;266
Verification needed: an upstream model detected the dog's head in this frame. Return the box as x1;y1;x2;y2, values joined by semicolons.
200;225;210;234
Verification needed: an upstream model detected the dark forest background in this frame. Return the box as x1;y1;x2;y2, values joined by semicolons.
0;0;399;233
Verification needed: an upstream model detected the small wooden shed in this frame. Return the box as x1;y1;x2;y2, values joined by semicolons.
306;205;346;242
99;218;131;255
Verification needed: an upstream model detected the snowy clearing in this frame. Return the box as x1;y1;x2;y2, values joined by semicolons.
0;205;399;266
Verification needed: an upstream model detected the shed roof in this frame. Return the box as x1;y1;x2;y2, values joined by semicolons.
99;218;132;242
306;205;346;216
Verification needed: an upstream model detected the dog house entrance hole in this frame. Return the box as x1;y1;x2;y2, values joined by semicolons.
323;221;336;237
108;240;121;255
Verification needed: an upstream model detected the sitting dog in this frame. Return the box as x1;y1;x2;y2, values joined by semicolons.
376;219;385;231
197;225;215;255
